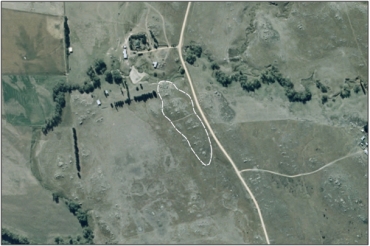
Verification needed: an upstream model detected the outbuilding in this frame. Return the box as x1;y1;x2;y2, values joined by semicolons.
97;99;101;106
153;61;158;69
123;48;128;59
104;90;109;96
68;47;73;54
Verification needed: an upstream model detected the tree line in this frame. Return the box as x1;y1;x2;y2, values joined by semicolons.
104;69;125;85
2;228;31;244
55;227;93;245
65;200;89;228
149;30;159;49
42;59;110;135
72;128;81;179
53;197;94;244
212;64;312;104
133;91;157;103
261;66;312;103
64;17;70;55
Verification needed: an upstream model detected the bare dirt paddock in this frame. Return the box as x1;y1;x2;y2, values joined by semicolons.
1;8;65;75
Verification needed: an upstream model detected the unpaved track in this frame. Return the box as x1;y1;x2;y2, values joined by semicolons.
145;2;170;47
240;150;363;178
177;2;270;244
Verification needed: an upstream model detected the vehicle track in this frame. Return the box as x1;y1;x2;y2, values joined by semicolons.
177;2;271;244
239;150;362;178
144;2;170;47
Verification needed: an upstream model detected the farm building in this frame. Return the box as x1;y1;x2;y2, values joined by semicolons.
153;61;158;69
68;47;73;54
104;90;109;96
97;99;101;106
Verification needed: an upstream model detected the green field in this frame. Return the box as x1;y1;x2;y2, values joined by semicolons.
2;75;65;126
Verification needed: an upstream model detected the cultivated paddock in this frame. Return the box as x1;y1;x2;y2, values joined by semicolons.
2;9;65;75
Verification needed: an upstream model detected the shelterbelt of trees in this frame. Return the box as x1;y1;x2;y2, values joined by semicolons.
211;64;312;104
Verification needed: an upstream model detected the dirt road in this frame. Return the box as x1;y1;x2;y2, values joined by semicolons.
240;150;363;178
177;2;271;244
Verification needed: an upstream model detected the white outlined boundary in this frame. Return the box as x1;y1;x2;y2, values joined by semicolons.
157;80;213;166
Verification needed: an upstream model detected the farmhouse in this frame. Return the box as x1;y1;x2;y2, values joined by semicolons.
97;99;101;106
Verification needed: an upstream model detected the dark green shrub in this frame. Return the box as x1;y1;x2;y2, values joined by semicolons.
185;54;196;65
94;59;107;75
215;70;232;87
105;71;113;84
354;84;361;94
211;62;220;70
340;87;351;98
322;95;328;104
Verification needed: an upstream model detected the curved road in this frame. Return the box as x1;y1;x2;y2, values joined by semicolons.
177;2;270;244
240;150;362;178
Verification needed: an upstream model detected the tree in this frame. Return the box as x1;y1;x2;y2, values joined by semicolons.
189;44;202;58
241;77;261;92
92;75;101;88
71;84;80;91
285;88;296;101
364;122;368;133
55;237;64;244
112;70;123;84
354;84;361;94
252;79;261;90
215;70;232;87
260;71;275;84
76;210;88;227
315;80;328;93
55;93;66;108
340;87;351;98
277;77;294;89
65;200;81;215
186;54;196;65
321;95;328;104
82;228;94;243
105;71;113;84
94;59;107;75
83;83;94;93
52;193;59;203
230;73;240;82
211;62;220;70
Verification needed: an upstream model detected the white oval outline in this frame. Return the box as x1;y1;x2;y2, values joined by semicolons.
157;80;213;166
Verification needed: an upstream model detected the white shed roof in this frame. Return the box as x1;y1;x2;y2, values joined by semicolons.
97;99;101;105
